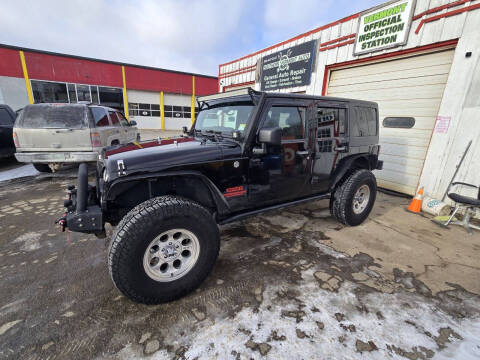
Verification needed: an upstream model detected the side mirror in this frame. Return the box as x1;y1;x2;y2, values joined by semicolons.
259;127;281;145
182;126;188;134
129;120;137;126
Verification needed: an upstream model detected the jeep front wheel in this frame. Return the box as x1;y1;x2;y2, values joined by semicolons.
330;169;377;226
108;196;220;304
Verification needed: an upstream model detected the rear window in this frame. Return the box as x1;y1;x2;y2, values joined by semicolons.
15;104;87;129
351;107;377;137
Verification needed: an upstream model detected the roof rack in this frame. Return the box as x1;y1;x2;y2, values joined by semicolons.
197;87;260;102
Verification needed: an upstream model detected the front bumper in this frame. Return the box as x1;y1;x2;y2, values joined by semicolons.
58;163;105;235
16;151;98;163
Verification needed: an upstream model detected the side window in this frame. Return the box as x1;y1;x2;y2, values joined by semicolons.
91;107;109;127
367;108;377;136
116;112;129;127
109;111;120;126
0;108;13;126
352;107;377;137
316;107;346;152
263;106;305;140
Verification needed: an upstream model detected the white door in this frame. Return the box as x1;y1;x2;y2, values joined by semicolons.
327;49;455;195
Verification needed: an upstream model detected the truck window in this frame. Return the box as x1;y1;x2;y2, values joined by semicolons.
91;107;110;127
109;111;121;126
0;108;13;125
352;107;377;137
116;112;129;127
264;106;305;140
15;104;87;129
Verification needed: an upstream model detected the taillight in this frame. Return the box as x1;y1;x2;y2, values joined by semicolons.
13;132;19;148
90;132;102;147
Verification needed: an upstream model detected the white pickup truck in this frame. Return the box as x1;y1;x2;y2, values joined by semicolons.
14;103;139;172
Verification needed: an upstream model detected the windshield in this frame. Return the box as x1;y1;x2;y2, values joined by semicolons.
15;104;87;129
194;102;254;135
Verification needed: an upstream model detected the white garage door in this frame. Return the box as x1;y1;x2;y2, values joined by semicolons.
327;49;455;195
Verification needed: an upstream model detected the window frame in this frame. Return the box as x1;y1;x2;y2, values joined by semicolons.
90;106;110;127
259;103;307;143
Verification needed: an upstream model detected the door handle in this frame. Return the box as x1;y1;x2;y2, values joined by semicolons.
296;150;310;156
334;146;347;152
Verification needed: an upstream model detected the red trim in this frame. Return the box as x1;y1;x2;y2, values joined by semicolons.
319;39;355;52
217;65;221;92
219;64;257;79
223;80;255;92
319;34;356;47
321;39;458;95
321;66;329;96
0;43;216;80
0;48;23;78
415;3;480;34
219;13;359;68
413;0;473;20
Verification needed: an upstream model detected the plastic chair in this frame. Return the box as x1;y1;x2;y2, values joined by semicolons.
440;182;480;234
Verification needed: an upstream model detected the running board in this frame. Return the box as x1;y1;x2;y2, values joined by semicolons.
218;193;330;225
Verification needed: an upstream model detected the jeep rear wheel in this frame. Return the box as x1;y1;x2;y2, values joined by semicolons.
330;169;377;226
108;196;220;304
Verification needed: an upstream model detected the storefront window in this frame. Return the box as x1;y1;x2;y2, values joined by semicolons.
67;83;77;103
99;87;123;110
31;80;68;103
77;85;91;102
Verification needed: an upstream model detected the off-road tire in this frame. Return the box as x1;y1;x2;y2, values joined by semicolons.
330;169;377;226
33;163;52;173
108;196;220;304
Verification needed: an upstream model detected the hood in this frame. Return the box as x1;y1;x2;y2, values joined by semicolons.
103;136;234;177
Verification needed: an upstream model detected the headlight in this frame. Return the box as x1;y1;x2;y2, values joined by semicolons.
103;168;109;182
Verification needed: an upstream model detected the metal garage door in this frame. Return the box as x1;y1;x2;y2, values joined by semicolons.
327;49;454;195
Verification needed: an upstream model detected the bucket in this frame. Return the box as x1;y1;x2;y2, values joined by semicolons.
422;196;451;216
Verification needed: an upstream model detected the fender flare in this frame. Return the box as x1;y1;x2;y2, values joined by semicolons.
105;170;230;216
329;154;374;191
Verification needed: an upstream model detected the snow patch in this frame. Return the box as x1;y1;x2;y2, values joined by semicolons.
0;164;39;183
184;270;479;359
13;232;43;251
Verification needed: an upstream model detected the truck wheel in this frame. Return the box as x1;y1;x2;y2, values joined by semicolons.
330;169;377;226
33;163;52;173
108;196;220;304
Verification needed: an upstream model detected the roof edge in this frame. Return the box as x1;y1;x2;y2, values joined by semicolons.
0;43;217;80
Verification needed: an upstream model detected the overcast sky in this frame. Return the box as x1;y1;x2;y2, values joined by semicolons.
0;0;385;76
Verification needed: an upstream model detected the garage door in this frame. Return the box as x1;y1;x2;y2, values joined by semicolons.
327;49;454;195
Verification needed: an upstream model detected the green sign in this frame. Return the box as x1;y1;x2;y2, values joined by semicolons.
354;0;416;55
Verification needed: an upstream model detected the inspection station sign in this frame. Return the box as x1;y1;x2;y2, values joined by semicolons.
260;40;316;91
354;0;416;55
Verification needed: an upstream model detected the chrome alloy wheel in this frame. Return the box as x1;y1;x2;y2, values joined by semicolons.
352;184;371;215
143;229;200;282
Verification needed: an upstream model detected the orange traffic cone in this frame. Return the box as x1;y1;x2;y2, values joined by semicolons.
408;187;424;213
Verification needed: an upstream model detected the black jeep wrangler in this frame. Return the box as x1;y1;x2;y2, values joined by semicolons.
59;88;383;304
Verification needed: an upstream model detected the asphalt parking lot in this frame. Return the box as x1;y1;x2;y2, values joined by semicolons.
0;166;480;359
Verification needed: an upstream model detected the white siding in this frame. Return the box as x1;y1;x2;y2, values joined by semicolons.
127;90;161;129
220;0;480;199
127;90;192;130
164;93;191;130
327;49;455;195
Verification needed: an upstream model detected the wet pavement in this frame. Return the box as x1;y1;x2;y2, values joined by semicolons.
0;175;479;359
